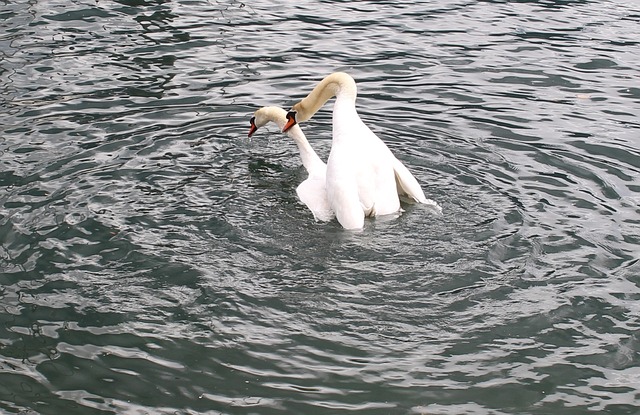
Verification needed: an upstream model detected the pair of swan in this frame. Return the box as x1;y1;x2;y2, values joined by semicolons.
248;72;441;230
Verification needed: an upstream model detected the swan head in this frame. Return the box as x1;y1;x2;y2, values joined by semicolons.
282;110;298;133
282;102;310;132
247;106;288;137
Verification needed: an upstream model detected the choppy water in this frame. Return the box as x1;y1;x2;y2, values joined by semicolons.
1;0;640;414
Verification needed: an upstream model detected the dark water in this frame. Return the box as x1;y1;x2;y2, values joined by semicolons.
1;0;640;413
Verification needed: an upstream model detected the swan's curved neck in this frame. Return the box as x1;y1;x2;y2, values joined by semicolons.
293;72;357;123
287;126;325;172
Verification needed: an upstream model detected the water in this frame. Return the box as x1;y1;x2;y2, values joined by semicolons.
1;0;639;413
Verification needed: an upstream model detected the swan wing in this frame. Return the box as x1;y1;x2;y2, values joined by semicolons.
392;156;442;211
391;156;427;202
296;177;334;222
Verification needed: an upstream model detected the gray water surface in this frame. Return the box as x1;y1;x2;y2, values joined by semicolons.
1;0;640;414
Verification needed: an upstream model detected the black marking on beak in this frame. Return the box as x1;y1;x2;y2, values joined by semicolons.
248;116;258;137
283;111;297;132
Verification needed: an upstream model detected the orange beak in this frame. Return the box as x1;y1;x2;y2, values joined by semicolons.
282;111;297;132
248;118;258;137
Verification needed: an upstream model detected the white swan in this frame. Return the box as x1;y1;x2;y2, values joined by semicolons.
248;106;333;222
282;72;441;230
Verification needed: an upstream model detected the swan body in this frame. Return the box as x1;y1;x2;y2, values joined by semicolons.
283;72;441;230
248;106;333;222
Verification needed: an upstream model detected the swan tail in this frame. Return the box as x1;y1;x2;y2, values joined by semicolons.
329;188;365;230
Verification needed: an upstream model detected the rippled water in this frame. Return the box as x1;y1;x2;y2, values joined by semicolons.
2;0;640;414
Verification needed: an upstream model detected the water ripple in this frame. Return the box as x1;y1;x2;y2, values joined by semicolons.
1;0;640;414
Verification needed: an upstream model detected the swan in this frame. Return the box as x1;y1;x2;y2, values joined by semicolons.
282;72;441;230
248;106;333;222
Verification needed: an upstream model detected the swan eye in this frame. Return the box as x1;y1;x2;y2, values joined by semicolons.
286;111;297;121
249;116;256;126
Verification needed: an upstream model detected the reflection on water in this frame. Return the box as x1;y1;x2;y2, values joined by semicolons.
1;0;640;414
